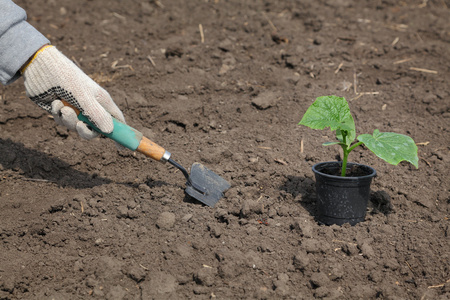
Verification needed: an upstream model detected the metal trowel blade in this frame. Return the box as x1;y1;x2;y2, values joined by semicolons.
185;163;231;207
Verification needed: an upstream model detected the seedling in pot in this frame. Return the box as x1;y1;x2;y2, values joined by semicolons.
299;95;419;177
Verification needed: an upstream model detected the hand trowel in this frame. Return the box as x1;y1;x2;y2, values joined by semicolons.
62;101;230;207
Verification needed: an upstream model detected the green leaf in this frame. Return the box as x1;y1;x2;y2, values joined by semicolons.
299;96;353;130
336;118;356;145
323;141;341;146
357;130;419;168
299;96;356;144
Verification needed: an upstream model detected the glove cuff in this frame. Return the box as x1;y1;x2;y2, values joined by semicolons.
20;44;54;74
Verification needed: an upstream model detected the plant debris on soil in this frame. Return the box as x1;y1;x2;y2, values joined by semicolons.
1;0;449;299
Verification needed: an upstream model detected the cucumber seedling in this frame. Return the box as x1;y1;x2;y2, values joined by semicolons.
299;95;419;177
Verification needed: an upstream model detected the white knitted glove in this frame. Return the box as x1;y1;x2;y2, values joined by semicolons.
22;45;125;139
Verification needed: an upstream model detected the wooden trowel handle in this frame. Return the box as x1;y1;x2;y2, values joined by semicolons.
61;101;171;162
137;136;170;162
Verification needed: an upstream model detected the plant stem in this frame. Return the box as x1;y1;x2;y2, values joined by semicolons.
341;148;349;177
340;141;364;177
340;133;348;177
348;141;363;153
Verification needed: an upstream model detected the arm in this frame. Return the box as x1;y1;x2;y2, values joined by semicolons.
1;0;126;140
0;0;50;85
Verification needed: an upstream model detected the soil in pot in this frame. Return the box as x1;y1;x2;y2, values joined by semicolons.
312;162;377;226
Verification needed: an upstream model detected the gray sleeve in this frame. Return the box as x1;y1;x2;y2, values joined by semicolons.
0;0;50;85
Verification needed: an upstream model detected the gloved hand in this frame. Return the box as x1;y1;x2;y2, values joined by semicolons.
21;45;125;139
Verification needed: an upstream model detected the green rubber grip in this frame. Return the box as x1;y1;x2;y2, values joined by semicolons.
77;114;143;151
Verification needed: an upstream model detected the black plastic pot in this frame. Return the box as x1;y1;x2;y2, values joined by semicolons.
312;161;377;226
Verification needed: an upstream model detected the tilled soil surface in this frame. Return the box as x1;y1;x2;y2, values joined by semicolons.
1;0;449;299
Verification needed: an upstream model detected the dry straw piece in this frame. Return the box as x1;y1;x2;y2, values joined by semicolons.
199;24;205;43
410;67;438;74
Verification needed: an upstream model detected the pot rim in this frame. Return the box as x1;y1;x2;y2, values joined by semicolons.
312;161;377;180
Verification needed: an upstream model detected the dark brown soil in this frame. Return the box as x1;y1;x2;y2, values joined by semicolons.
1;1;449;299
